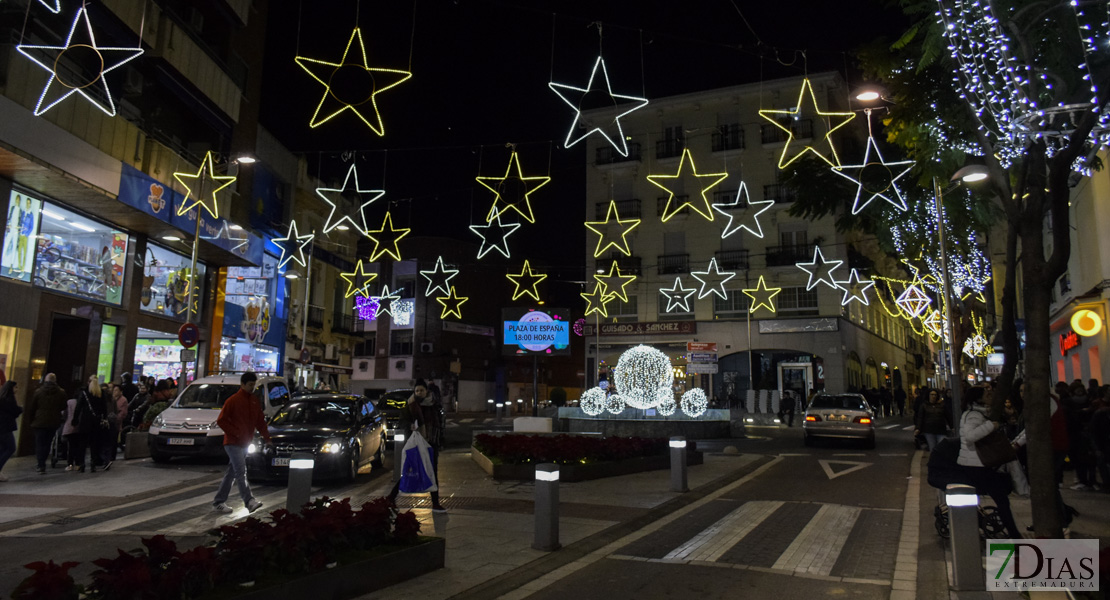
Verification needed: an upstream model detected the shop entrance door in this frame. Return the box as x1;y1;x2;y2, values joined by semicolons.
778;362;812;408
48;314;90;392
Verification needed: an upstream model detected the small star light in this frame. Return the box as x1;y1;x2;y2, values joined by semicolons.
476;151;550;224
317;164;386;235
584;200;640;257
758;78;856;169
420;256;459;297
711;182;774;239
690;257;736;300
370;285;401;319
681;388;708;418
895;284;932;318
581;282;615;317
548;56;649;157
647;149;728;222
506;260;548;301
174;152;237;220
16;6;144;117
201;221;249;252
38;1;62;13
795;246;843;291
833;269;875;306
470;216;521;260
436;286;468;319
294;28;412;135
595;261;637;303
272;221;315;269
831;136;915;215
366;212;410;262
743;276;782;314
339;259;378;299
613;345;674;409
659;277;697;313
579;387;607;416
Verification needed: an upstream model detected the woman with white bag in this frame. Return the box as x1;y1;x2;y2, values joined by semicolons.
387;380;446;511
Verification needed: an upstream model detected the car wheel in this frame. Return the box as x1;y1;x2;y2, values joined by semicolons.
371;434;385;468
151;450;171;464
346;451;359;483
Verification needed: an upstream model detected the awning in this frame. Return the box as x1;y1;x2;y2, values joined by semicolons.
313;362;353;374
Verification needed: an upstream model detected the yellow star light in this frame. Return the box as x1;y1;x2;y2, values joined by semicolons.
581;282;615;317
742;276;782;314
506;260;548;302
758;78;856;169
584;200;641;257
174;151;237;220
294;28;412;136
594;261;637;303
436;286;469;319
366;212;410;262
339;259;379;299
646;149;728;222
476;152;550;224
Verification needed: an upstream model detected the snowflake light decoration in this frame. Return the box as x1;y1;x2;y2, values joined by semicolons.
613;345;674;410
548;56;649;157
681;388;708;418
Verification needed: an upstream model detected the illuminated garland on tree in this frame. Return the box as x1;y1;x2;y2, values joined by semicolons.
889;196;991;301
613;345;674;410
681;388;708;418
580;387;606;416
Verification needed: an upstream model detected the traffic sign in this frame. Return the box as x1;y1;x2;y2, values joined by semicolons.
687;342;717;352
178;322;199;349
299;348;311;364
689;352;717;363
180;349;196;362
686;363;718;374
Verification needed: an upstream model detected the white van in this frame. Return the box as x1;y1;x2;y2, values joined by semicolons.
148;375;290;462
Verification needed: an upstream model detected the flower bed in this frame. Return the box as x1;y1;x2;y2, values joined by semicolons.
471;433;701;482
11;497;443;600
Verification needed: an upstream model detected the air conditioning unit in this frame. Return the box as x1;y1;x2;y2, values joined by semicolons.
420;342;433;354
325;344;337;360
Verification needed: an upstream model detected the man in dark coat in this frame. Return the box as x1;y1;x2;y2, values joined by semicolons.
25;373;68;474
119;373;139;405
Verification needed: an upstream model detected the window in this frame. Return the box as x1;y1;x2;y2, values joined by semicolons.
760;119;813;143
777;286;819;315
30;200;129;304
396;277;416;299
712;123;744;151
713;290;748;319
656;125;684;158
596;143;642;164
354;335;377;357
610;295;638;320
594;198;642;219
390;330;413;356
141;243;206;320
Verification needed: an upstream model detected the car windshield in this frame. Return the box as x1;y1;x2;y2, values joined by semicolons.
270;401;355;427
809;395;868;411
176;384;239;409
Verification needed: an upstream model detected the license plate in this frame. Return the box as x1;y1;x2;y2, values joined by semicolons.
167;438;195;446
272;458;289;467
828;415;847;421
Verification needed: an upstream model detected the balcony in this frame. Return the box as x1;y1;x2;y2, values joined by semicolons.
594;198;642;219
763;184;796;203
307;305;324;329
715;249;750;270
765;244;816;267
657;195;690;217
595;143;642;165
657;253;690;275
656;139;685;159
712;126;745;152
614;256;642;276
760;119;814;144
333;313;355;334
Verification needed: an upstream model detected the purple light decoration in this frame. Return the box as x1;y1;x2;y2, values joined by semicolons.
573;318;586;337
355;296;381;321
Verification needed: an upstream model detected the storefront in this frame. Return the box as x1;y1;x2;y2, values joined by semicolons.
133;328;195;382
218;252;286;374
138;243;205;320
1051;303;1108;385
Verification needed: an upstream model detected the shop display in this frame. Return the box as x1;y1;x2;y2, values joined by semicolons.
219;338;279;373
133;336;194;382
1;191;42;282
31;202;127;304
140;245;204;319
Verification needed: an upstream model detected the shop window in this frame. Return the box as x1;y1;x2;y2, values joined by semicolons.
141;243;205;320
31;201;129;304
97;324;118;384
1;190;43;282
220;337;280;373
133;328;193;382
225;256;278;347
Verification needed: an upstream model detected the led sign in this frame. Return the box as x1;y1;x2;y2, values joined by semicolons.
502;308;570;355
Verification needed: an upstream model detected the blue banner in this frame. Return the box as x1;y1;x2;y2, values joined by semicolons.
118;163;182;222
249;165;287;239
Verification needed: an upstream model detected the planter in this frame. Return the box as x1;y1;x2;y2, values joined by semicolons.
124;431;150;459
471;445;703;482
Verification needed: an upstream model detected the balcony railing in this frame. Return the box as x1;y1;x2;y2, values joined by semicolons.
657;253;689;274
334;313;354;334
307;305;324;329
595;143;642;165
763;183;796;203
715;249;750;270
614;255;642;276
765;244;817;267
712;126;745;151
760;119;814;144
656;139;685;159
595;198;642;219
657;195;690;217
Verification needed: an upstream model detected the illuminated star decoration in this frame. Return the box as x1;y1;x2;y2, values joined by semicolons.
647;149;728;222
272;221;314;269
922;309;947;340
795;246;843;291
469;216;521;259
476;151;550;224
294;28;412;135
174;151;237;220
659;277;697;313
711;181;774;239
201;221;249;253
548;56;649;157
831;136;915;215
316;164;386;235
38;1;62;13
366;212;410;262
581;282;615;317
833;268;875;306
895;284;932;318
420;256;459;297
339;259;379;299
370;285;401;319
16;6;144;117
594;261;637;303
758;77;856;169
506;260;548;302
584;200;641;257
742;276;782;313
690;257;736;300
436;286;468;319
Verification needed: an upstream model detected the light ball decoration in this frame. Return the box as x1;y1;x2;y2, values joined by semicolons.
613;345;674;409
605;394;625;415
681;388;708;418
656;388;676;416
579;387;606;416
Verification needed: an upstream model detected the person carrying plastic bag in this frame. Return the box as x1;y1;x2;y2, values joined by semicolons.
387;379;445;511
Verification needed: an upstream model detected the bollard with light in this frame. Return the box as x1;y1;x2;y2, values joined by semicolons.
286;452;314;514
669;436;688;492
533;463;561;551
392;432;405;483
946;483;983;590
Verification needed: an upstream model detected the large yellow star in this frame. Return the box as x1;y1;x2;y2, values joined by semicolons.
584;200;641;257
436;286;469;319
367;212;410;262
646;149;728;222
594;261;637;303
339;259;379;299
294;28;412;136
758;78;856;169
506;260;548;302
477;152;550;224
174;151;237;220
581;282;615;318
742;276;782;314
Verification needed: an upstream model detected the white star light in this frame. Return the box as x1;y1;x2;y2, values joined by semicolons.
469;217;521;259
316;164;386;235
712;181;774;239
370;285;401;319
833;269;875;306
690;257;736;300
548;56;649;157
659;277;697;313
795;246;843;291
272;221;314;269
419;256;459;297
831;136;915;215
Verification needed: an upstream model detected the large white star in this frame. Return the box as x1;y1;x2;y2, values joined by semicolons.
316;165;386;235
712;182;775;239
548;56;649;157
831;136;915;215
659;277;697;313
469;217;521;260
833;268;875;306
796;246;843;291
690;257;736;300
420;256;459;297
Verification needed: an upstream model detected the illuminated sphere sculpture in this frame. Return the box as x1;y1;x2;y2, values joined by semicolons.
656;388;676;416
681;388;708;418
613;344;674;409
605;394;626;414
580;387;606;416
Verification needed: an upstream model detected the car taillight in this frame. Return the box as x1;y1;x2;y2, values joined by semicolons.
805;415;820;422
855;416;871;424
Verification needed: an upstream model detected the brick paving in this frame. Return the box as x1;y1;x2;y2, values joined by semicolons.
830;508;901;580
715;501;820;567
615;499;740;559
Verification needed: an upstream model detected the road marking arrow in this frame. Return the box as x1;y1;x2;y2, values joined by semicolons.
818;459;873;480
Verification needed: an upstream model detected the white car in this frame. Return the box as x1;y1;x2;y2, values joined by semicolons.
148;375;289;462
802;393;876;449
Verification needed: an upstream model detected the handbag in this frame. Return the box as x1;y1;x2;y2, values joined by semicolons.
974;428;1017;468
398;431;438;494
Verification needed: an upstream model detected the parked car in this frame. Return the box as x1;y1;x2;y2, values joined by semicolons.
245;393;386;482
148;375;289;462
803;393;875;449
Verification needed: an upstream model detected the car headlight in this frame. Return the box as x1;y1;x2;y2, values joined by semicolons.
247;443;258;454
320;440;343;454
152;414;165;428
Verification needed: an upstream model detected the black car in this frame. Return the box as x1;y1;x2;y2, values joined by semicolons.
377;388;412;439
246;394;386;482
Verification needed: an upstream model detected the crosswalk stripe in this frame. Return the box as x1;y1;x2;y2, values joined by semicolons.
161;488;294;535
771;504;861;575
903;425;916;431
880;424;901;430
664;501;783;562
460;418;476;424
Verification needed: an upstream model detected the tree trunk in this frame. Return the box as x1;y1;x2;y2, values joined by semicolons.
991;217;1021;422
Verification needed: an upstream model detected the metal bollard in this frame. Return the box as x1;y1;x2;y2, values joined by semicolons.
670;437;688;492
392;432;406;482
533;463;560;551
286;452;314;514
946;484;984;590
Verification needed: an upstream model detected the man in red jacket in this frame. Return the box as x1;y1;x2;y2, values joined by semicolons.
212;372;271;513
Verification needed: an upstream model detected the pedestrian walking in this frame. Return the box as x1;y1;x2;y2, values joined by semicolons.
119;373;139;408
212;372;270;514
914;388;951;451
61;397;77;470
26;373;68;474
880;386;893;419
100;384;127;467
0;381;23;481
387;379;446;511
781;391;796;427
894;385;906;417
71;375;108;473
